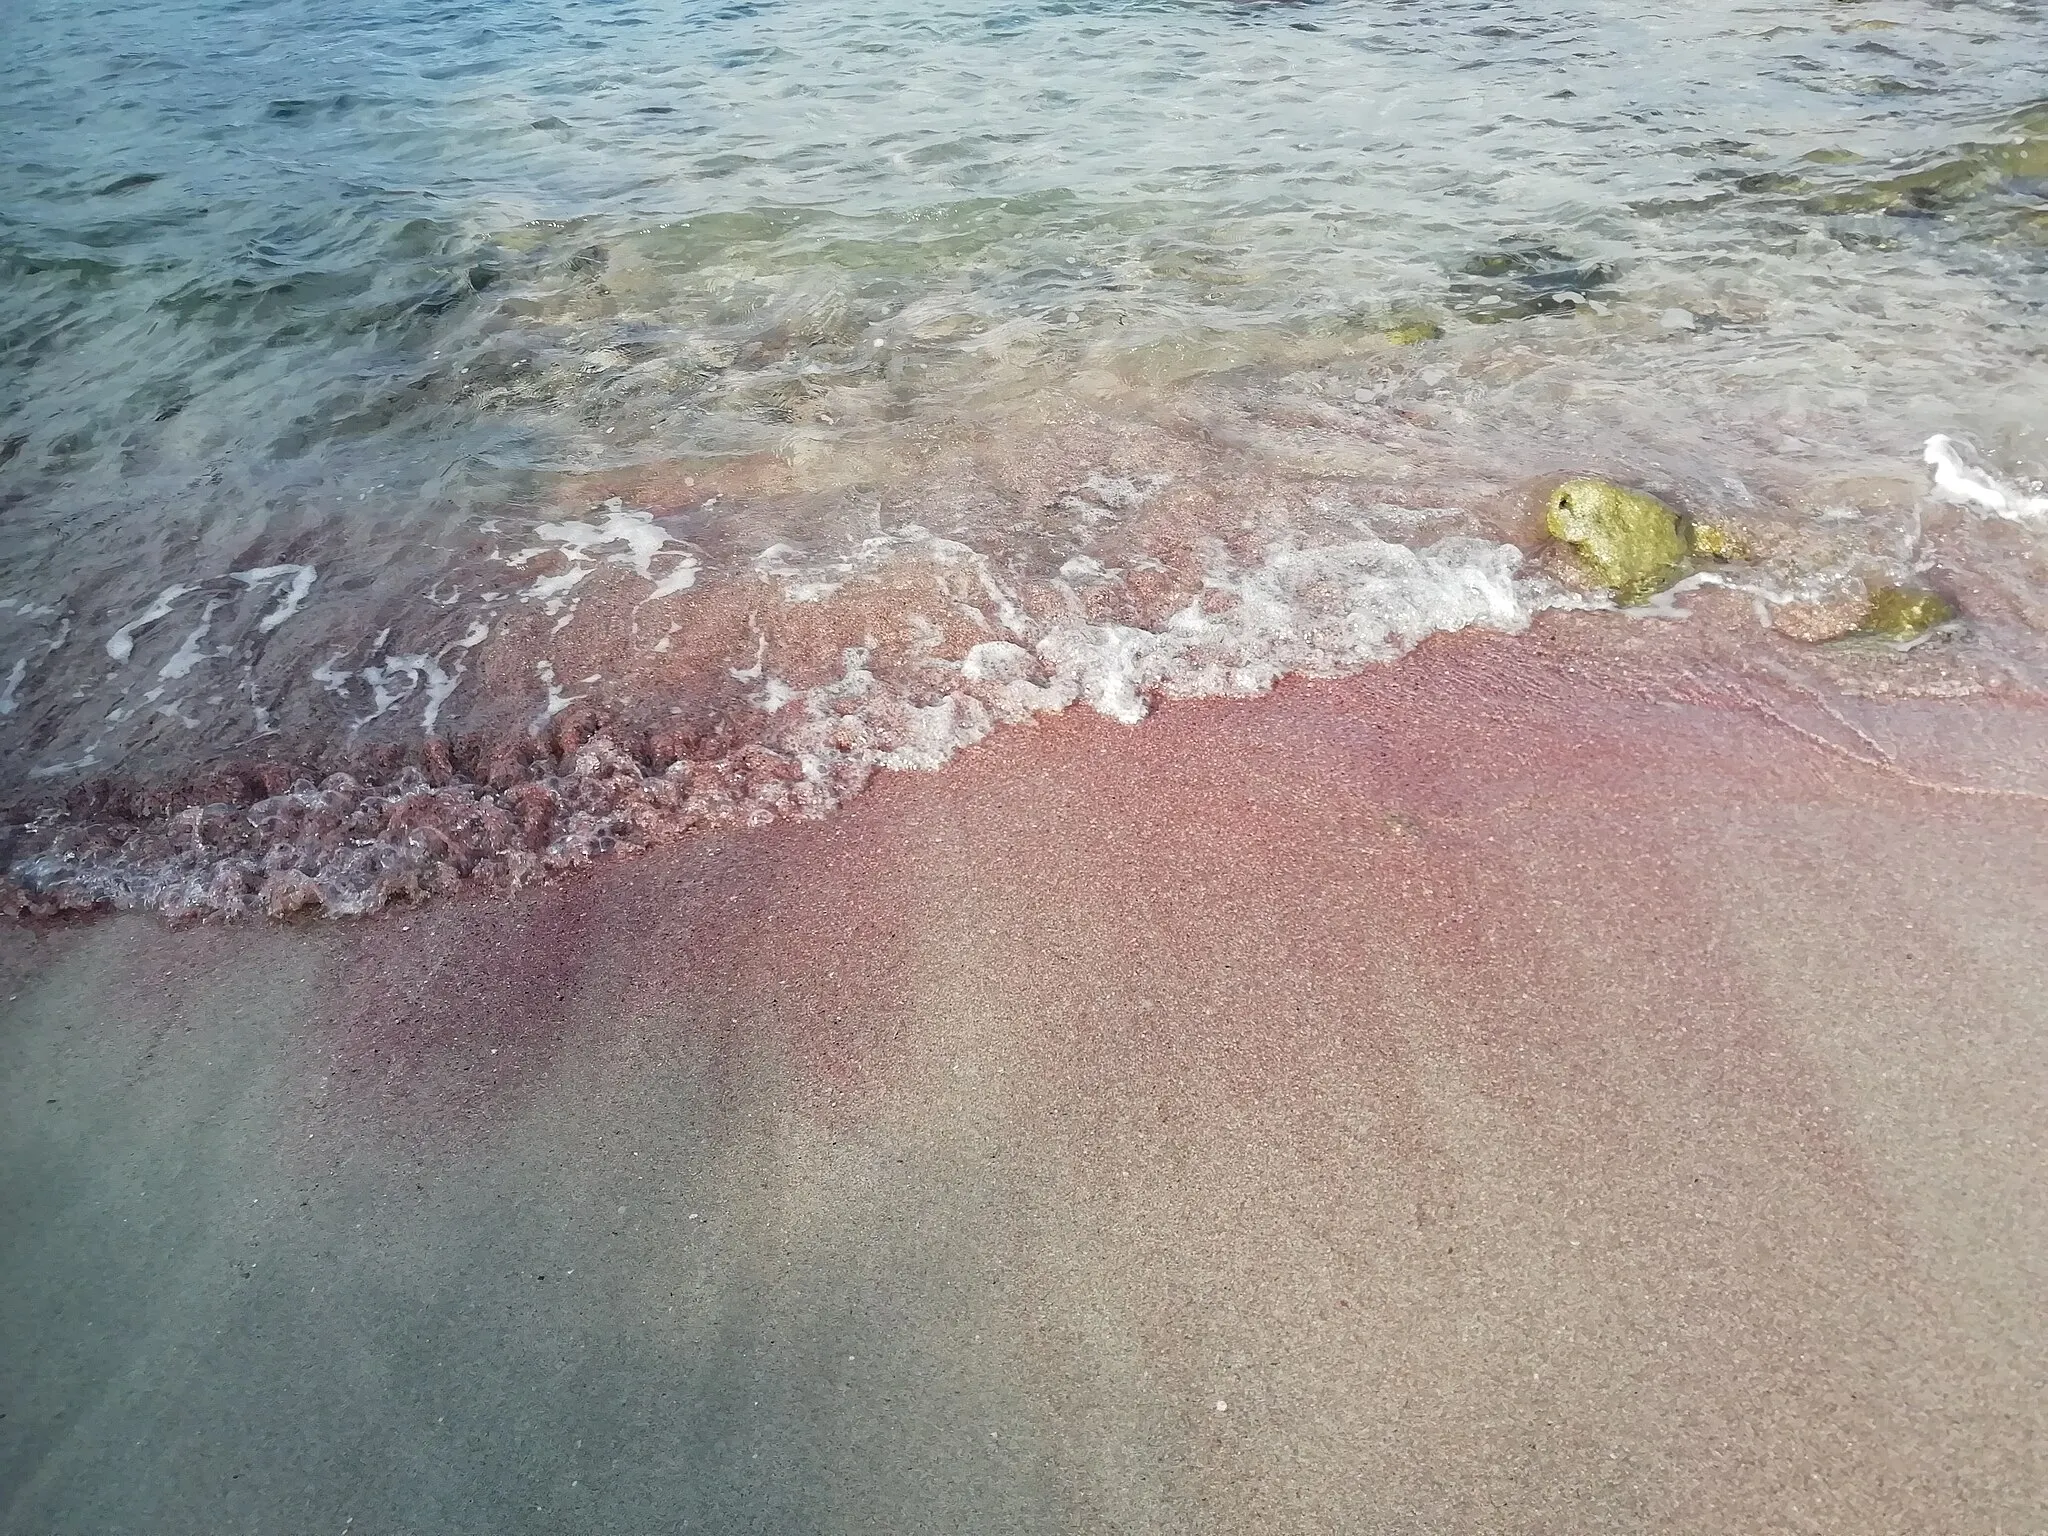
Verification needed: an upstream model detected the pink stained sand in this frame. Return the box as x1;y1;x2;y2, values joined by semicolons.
2;625;2044;1531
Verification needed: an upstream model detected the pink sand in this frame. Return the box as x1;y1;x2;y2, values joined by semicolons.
3;627;2043;1531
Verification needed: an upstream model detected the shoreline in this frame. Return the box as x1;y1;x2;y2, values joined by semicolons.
8;570;2035;924
3;627;2045;1531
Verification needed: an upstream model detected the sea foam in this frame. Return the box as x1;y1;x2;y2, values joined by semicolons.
1924;436;2048;522
4;532;1550;919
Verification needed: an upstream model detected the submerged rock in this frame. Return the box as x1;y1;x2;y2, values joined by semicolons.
1807;103;2047;237
1452;245;1620;324
1384;318;1443;345
1858;586;1955;640
1686;518;1752;561
1772;596;1873;643
1772;585;1957;644
1544;477;1688;603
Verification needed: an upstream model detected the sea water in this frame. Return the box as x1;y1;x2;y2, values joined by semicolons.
3;0;2045;914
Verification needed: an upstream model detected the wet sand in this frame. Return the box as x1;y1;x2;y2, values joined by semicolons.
3;625;2044;1533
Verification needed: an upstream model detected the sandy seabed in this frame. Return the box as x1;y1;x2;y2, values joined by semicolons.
2;624;2044;1534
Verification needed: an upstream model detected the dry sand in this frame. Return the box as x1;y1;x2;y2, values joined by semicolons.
2;625;2044;1533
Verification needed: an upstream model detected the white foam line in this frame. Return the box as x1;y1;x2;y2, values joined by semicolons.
644;554;701;602
729;627;767;680
1621;567;1836;621
0;657;26;717
233;564;318;632
158;596;225;680
753;527;1031;628
524;498;701;611
357;653;457;732
106;585;193;663
535;659;582;721
312;655;353;696
103;566;315;670
416;657;463;735
342;620;491;734
28;746;98;779
1925;435;2048;521
759;534;1551;801
420;621;491;734
355;655;426;728
524;566;591;612
537;499;668;578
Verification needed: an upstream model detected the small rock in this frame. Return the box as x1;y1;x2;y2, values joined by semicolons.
1385;318;1443;345
1858;586;1955;640
1772;596;1870;643
1687;519;1752;560
1773;585;1957;643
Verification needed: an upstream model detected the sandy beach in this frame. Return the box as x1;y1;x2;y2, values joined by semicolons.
3;623;2044;1533
7;0;2048;1527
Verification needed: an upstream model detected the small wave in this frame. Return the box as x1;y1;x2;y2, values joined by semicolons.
2;532;1549;920
1924;435;2048;522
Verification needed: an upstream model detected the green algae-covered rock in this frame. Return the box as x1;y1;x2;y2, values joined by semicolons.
1858;586;1955;640
1385;318;1443;345
1687;519;1751;561
1545;478;1689;603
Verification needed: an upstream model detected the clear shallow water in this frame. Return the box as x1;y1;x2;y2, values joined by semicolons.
3;0;2046;913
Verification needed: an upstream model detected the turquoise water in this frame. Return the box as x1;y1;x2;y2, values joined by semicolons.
3;0;2046;911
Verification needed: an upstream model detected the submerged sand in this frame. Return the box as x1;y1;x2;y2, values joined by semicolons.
2;626;2044;1533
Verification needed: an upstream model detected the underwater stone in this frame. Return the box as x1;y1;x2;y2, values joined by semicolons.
1773;597;1870;643
1859;586;1955;640
1452;246;1619;325
1686;519;1751;561
1544;478;1688;603
1774;586;1956;643
1385;319;1443;345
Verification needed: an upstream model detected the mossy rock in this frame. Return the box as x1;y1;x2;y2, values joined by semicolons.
1545;478;1689;603
1687;519;1752;560
1385;318;1443;345
1811;127;2047;219
1858;586;1955;640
